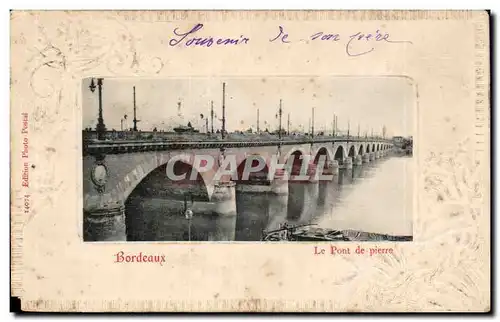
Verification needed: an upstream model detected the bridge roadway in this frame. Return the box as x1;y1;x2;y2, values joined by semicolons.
83;135;392;155
82;135;394;241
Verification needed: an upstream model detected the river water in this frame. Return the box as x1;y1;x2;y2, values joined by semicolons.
125;155;413;241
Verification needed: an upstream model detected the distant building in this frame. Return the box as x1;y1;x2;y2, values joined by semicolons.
173;122;199;133
393;136;404;143
272;129;287;135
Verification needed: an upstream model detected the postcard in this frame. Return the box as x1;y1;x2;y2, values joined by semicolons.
10;10;490;312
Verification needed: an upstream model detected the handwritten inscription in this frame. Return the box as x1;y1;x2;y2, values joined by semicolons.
169;24;412;56
169;23;250;47
270;25;412;56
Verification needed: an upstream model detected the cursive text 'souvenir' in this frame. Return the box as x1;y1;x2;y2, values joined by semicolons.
169;23;250;47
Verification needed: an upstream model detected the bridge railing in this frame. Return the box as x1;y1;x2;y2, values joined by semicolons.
82;130;392;144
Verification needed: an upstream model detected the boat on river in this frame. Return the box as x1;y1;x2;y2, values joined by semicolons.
261;224;348;242
261;223;412;242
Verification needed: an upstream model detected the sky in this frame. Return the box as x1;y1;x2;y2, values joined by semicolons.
82;76;415;137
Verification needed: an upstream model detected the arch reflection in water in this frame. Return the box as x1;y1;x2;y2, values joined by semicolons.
234;191;289;240
287;182;319;225
126;196;237;241
125;161;237;241
315;180;341;220
124;156;411;241
234;192;270;241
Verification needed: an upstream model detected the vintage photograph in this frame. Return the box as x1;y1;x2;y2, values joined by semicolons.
82;77;415;241
10;9;489;313
82;77;414;242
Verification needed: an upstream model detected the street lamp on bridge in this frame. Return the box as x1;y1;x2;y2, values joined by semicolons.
88;78;106;140
221;82;226;139
278;99;283;141
132;86;140;132
183;193;194;242
311;107;315;138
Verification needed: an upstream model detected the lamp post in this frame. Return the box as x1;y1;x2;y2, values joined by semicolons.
221;82;226;139
210;101;214;134
184;193;194;242
89;78;106;140
278;99;283;141
287;112;290;136
332;114;335;137
132;86;140;132
332;115;338;137
311;107;315;138
257;108;260;134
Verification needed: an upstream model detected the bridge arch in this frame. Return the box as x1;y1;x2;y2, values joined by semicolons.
366;145;370;153
371;144;375;152
234;154;270;183
122;153;213;205
287;149;306;176
377;144;380;151
358;144;364;155
313;147;332;164
333;145;345;162
124;158;212;237
282;147;308;165
84;152;222;216
348;145;357;157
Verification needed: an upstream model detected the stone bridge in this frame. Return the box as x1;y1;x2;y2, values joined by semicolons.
82;136;393;241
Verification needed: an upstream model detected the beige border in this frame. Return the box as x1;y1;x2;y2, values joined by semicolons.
10;10;490;312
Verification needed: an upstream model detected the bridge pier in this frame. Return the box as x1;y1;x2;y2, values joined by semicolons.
211;181;237;216
369;152;375;161
315;160;338;178
362;153;370;163
316;160;340;181
342;157;353;170
84;203;126;241
375;151;380;159
324;160;339;176
354;155;363;166
290;162;320;183
306;163;318;183
272;169;289;194
235;169;289;195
